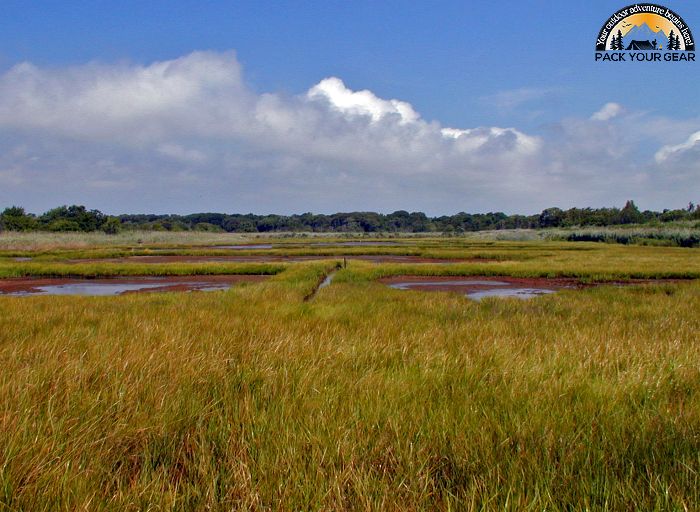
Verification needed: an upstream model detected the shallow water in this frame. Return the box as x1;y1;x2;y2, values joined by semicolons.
6;281;233;296
318;272;336;290
389;280;510;290
311;241;402;247
210;241;402;250
210;244;274;250
386;278;559;301
10;282;172;296
1;277;255;296
466;288;556;301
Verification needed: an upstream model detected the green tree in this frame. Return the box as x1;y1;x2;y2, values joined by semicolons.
691;204;700;220
194;222;224;232
222;216;257;233
538;207;564;228
102;217;122;235
618;200;644;224
46;219;82;232
40;205;107;232
0;206;37;231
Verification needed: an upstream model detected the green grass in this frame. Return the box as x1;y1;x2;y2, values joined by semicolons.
0;230;259;250
552;226;700;248
0;237;699;509
0;261;288;279
0;231;440;252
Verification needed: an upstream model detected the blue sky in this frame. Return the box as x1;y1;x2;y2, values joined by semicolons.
0;1;699;215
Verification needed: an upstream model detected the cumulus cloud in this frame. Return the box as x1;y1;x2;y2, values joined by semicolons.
441;127;540;155
0;51;696;214
307;77;419;124
0;52;253;144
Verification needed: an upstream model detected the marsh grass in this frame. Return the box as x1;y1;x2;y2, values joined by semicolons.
1;239;679;271
0;261;288;279
0;231;259;251
0;240;699;509
552;227;700;248
0;232;441;252
333;243;700;282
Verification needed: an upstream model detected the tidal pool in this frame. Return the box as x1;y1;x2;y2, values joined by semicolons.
466;287;556;301
309;241;404;247
210;244;274;250
382;276;568;301
388;280;511;290
209;241;403;250
0;275;268;296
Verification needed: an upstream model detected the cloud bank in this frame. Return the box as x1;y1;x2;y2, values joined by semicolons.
0;51;697;214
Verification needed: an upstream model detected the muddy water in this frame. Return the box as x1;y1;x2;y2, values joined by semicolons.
209;241;403;250
317;272;336;290
10;282;187;296
210;244;274;250
308;241;404;247
0;275;268;297
388;279;512;289
466;288;556;300
382;276;568;301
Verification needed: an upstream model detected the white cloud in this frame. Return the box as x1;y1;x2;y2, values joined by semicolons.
655;131;700;163
0;52;697;215
441;127;540;155
591;102;624;121
0;51;252;144
307;77;419;124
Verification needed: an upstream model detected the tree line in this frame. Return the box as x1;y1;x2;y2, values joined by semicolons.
0;205;121;234
1;201;699;234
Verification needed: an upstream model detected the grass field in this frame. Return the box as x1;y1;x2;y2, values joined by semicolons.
1;234;699;510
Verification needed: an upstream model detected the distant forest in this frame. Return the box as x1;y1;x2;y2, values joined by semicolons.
1;201;699;234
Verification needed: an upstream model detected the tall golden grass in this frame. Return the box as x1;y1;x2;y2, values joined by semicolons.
0;241;699;509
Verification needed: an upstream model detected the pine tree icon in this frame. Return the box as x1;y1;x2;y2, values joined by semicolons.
668;31;682;51
609;31;624;50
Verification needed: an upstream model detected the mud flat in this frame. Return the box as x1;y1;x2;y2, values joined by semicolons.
0;275;269;296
